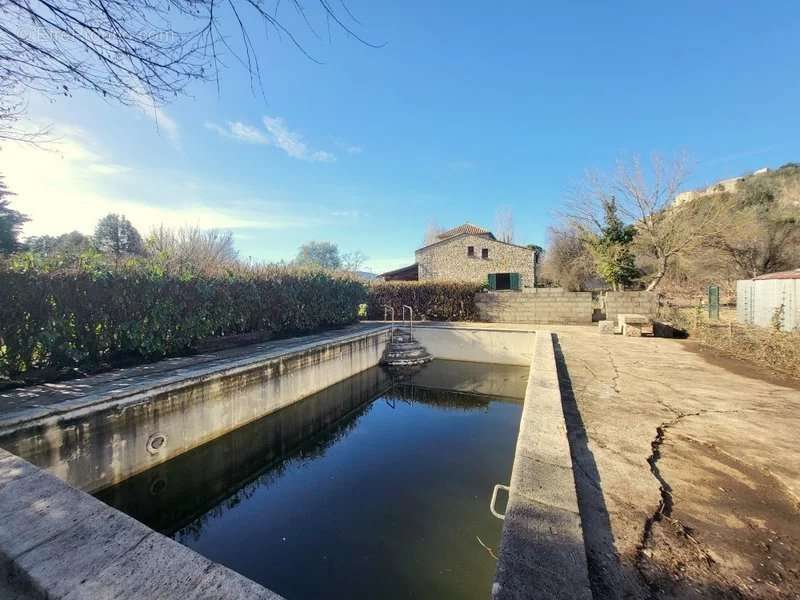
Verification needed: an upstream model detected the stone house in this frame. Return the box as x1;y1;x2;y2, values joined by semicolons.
380;223;538;290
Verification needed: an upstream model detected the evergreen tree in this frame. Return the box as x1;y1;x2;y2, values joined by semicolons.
0;177;28;254
93;214;143;264
584;197;638;290
294;241;342;270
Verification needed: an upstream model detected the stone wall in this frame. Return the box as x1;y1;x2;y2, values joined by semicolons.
475;289;593;324
416;234;536;288
605;291;659;322
475;289;659;325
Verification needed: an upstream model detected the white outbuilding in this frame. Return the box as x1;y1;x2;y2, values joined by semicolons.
737;269;800;332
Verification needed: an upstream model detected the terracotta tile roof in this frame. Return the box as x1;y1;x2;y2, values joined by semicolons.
753;268;800;280
437;223;494;239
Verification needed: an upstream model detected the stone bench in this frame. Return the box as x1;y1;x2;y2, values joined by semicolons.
617;313;654;337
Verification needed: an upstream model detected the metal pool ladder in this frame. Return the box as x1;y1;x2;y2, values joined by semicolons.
401;305;414;341
383;305;395;341
490;484;510;520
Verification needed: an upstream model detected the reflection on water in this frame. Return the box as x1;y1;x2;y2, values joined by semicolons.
97;360;527;600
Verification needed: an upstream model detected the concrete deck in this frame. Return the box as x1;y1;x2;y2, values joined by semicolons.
549;325;800;599
0;448;285;600
0;323;389;430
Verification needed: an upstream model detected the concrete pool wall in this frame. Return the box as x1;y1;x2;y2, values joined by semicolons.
414;324;536;366
491;331;592;600
0;323;591;600
0;326;392;493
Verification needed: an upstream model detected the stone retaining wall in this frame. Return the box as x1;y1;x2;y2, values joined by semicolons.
476;289;594;324
476;290;660;325
604;291;659;322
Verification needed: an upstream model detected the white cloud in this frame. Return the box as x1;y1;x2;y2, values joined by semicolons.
1;132;316;239
131;94;179;146
205;121;269;145
207;115;336;163
230;121;269;145
346;145;363;155
262;116;335;163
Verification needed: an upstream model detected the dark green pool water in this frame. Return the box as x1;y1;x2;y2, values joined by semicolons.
97;360;526;600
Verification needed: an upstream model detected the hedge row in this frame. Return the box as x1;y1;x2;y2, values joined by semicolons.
0;266;366;379
366;281;483;321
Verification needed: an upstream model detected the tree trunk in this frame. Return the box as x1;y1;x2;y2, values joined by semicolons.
646;256;668;291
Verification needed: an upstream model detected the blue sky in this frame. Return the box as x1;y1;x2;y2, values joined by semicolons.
4;1;800;273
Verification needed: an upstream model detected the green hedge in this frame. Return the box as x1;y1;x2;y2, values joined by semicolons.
366;281;483;321
0;266;366;379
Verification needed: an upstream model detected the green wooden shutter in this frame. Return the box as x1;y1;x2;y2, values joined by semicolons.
488;273;497;290
510;273;520;290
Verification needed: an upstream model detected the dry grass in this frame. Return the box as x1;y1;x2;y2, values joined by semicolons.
663;306;800;379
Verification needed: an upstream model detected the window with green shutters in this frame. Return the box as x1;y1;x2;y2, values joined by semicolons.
488;273;520;290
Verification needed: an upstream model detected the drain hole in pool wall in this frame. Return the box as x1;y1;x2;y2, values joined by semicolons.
149;477;168;496
146;433;167;455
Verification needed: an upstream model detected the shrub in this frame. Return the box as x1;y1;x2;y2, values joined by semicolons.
366;281;483;321
0;264;366;380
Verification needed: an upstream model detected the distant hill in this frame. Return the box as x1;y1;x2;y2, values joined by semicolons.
676;163;800;210
356;271;378;281
662;162;800;295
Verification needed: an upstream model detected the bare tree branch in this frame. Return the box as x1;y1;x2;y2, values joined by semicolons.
563;153;728;291
494;206;514;243
0;0;380;141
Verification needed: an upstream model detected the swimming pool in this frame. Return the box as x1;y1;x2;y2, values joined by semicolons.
97;359;527;600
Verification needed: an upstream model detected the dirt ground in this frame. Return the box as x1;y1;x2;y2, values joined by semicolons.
551;326;800;600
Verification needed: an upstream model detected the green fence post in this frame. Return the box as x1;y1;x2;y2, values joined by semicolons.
708;285;720;321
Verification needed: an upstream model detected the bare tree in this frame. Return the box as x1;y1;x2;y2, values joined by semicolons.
0;1;377;141
146;225;238;273
494;207;514;243
423;220;444;246
707;203;800;279
341;250;367;273
540;225;597;291
565;154;723;291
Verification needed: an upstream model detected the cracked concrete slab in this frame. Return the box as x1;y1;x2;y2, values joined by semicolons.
550;325;800;600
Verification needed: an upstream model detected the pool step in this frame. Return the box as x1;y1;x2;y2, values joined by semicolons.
381;329;433;367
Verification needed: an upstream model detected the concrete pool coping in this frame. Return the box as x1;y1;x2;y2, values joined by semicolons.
492;331;593;600
0;323;392;432
0;323;592;599
0;447;286;600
